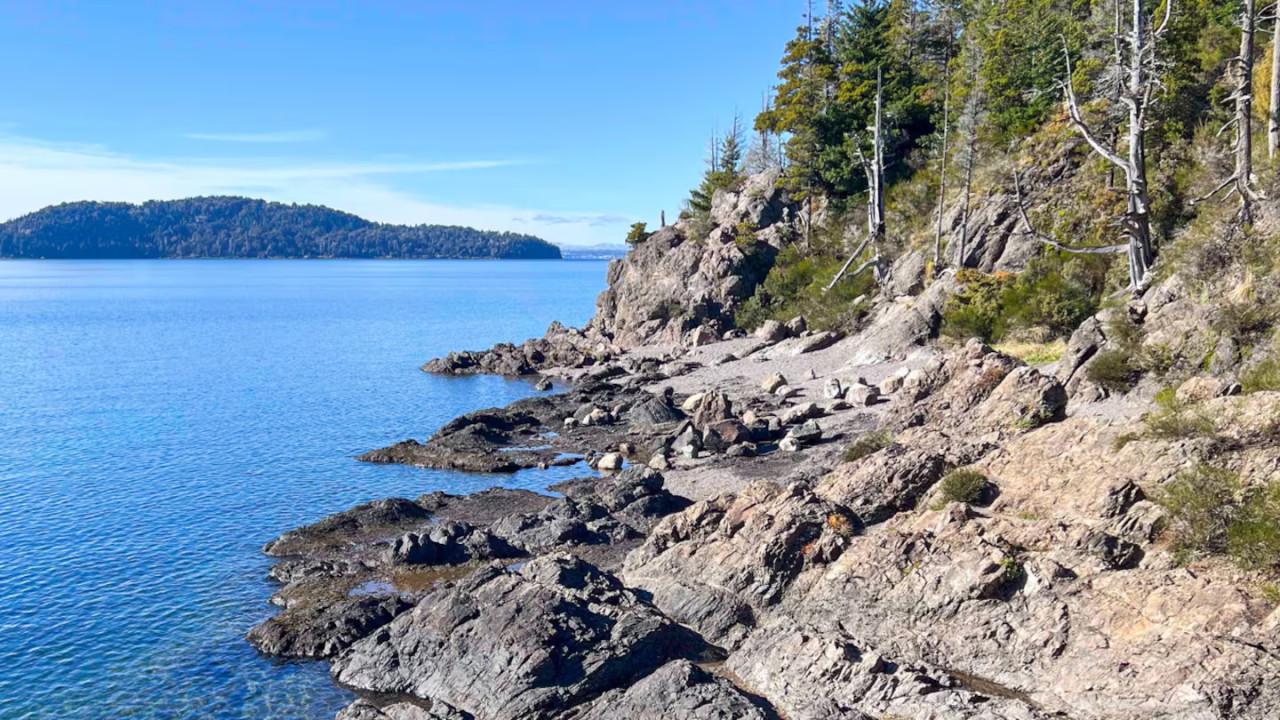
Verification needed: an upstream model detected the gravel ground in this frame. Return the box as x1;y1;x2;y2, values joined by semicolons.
568;332;942;501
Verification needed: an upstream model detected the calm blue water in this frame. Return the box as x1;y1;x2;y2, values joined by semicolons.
0;260;607;720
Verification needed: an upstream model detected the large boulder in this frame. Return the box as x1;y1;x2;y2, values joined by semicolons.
246;593;413;660
623;482;856;649
331;555;700;720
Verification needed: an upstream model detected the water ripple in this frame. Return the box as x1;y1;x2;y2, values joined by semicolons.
0;259;606;720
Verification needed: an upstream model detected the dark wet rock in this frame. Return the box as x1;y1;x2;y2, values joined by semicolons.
416;488;556;526
576;659;781;720
331;555;702;720
390;522;523;566
264;498;430;558
359;382;655;474
534;376;553;392
422;321;612;377
489;467;690;559
336;699;469;720
247;593;413;660
627;389;684;427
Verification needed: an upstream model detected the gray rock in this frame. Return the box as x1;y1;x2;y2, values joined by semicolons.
597;452;624;472
534;376;553;392
785;316;808;336
822;378;843;399
781;402;821;425
336;698;469;720
843;383;879;407
628;392;684;427
331;555;698;720
247;594;413;660
762;373;788;393
787;420;822;445
755;319;789;343
774;384;799;399
575;660;779;720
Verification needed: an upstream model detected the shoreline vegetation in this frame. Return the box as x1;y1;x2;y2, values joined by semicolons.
0;197;561;260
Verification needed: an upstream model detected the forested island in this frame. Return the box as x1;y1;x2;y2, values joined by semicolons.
0;197;561;259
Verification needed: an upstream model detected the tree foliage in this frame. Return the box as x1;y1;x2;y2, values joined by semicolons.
0;198;561;259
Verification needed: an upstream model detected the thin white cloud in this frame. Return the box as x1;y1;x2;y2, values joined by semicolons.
184;129;329;143
0;134;626;246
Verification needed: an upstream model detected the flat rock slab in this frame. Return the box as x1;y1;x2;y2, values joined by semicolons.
331;554;702;720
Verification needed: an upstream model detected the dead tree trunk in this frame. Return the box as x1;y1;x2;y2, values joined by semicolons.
933;79;951;274
933;15;955;275
827;69;887;292
1062;0;1168;291
1271;2;1280;160
1269;2;1280;159
1199;0;1262;222
1235;0;1260;222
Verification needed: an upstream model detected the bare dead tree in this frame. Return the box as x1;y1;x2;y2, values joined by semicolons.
1107;0;1124;189
1060;0;1171;291
956;53;984;270
1197;0;1263;223
826;68;887;292
1271;0;1280;160
933;6;956;275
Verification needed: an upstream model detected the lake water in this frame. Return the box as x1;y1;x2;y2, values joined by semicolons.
0;260;608;720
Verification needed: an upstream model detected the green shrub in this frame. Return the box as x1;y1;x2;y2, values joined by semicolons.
1242;355;1280;393
941;254;1106;344
937;468;991;506
843;430;893;463
1086;349;1140;392
1160;464;1280;571
734;244;875;331
624;222;651;246
941;270;1014;342
1144;387;1217;441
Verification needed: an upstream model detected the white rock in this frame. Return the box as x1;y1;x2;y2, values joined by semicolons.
761;373;788;394
681;392;707;412
781;402;822;425
597;453;624;472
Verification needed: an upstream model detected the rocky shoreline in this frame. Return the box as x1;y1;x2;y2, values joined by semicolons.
248;173;1280;719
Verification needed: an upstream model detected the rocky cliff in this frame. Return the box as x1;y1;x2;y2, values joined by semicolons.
255;159;1280;719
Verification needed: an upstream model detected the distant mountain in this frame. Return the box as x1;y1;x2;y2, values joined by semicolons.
0;197;561;260
560;244;630;260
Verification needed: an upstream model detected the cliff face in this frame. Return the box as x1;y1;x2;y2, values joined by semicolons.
424;170;804;374
593;170;796;348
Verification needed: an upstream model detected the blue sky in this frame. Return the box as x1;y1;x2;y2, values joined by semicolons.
0;1;804;246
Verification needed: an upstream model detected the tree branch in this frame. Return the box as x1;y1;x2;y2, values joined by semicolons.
1012;172;1128;255
1191;174;1240;205
1060;38;1132;176
825;232;876;292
